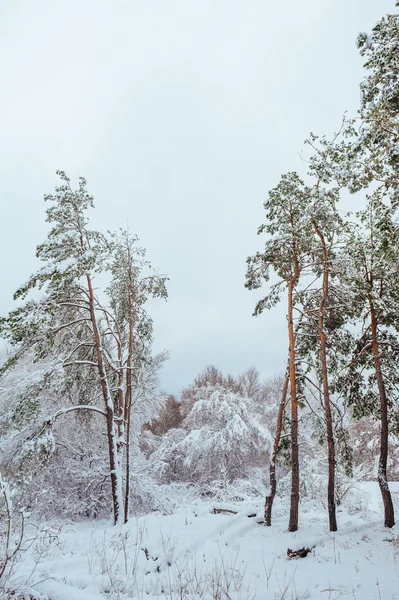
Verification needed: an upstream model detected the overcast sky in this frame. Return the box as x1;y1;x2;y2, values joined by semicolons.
0;0;395;393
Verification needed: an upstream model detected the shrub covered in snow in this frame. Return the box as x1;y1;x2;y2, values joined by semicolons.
153;384;273;493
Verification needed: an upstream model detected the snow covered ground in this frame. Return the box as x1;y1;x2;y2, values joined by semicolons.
6;482;399;600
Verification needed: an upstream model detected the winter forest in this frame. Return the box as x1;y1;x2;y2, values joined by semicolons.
2;2;399;600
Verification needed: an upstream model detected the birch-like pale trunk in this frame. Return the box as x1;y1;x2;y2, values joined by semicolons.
124;253;135;524
87;275;124;525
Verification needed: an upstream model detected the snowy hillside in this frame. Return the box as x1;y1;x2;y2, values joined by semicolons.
5;482;399;600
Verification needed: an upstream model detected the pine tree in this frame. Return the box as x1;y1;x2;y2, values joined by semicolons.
356;6;399;199
3;172;125;523
106;229;167;522
300;173;344;532
1;172;167;525
246;172;315;532
336;191;399;528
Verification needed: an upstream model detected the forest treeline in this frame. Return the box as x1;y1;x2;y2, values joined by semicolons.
244;4;399;531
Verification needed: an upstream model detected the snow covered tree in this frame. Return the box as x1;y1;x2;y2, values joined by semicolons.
302;125;399;529
0;473;26;592
0;343;168;520
335;191;399;528
246;172;315;532
0;344;111;518
309;197;341;531
147;395;183;436
237;367;263;400
105;228;168;521
154;384;272;493
1;172;167;524
181;386;270;483
305;8;399;203
292;167;346;532
355;6;399;199
180;365;242;417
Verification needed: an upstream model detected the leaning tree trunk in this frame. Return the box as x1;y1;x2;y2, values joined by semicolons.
265;369;289;526
314;223;337;532
87;275;124;525
370;300;395;528
287;270;300;532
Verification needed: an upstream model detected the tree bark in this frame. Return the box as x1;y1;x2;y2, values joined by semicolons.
87;275;124;525
124;256;134;524
369;300;395;528
288;273;300;532
313;223;337;532
116;349;125;458
265;369;289;526
124;408;131;524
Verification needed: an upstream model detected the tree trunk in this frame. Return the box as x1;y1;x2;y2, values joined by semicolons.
124;258;134;524
313;223;337;532
87;275;124;525
124;408;131;524
288;276;300;532
320;324;337;532
370;300;395;528
116;352;125;458
265;369;289;526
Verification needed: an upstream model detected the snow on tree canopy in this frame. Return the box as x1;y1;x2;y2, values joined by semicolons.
154;384;272;485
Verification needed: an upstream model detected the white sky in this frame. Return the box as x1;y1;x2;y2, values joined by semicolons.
0;0;395;393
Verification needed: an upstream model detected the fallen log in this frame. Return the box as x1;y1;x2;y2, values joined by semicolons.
212;508;238;515
287;547;313;559
212;508;259;518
